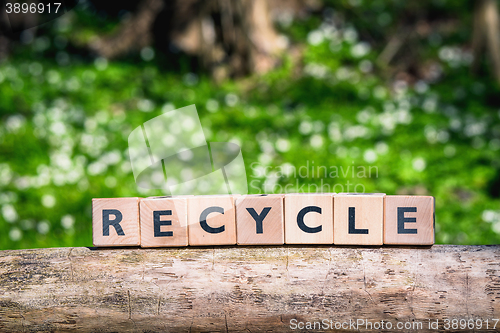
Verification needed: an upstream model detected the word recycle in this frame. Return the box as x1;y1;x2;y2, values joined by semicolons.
92;193;434;247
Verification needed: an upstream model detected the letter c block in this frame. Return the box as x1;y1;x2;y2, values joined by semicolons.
284;193;334;244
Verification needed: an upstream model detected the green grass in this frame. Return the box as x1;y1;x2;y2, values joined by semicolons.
0;5;499;249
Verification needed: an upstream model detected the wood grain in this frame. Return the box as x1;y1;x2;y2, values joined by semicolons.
140;197;188;247
236;194;284;245
384;195;435;245
187;195;237;246
334;193;385;245
284;193;334;244
0;246;499;332
92;197;140;246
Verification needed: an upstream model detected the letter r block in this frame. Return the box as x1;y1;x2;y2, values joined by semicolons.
140;197;188;247
384;195;435;245
187;195;237;246
92;198;140;247
284;193;334;244
333;193;385;245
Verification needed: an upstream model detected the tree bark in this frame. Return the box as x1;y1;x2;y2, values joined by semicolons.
0;245;499;332
89;0;165;59
472;0;500;84
89;0;284;79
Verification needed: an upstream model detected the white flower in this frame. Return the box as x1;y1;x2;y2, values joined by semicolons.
37;221;50;234
276;138;291;152
310;135;324;149
299;121;313;135
483;210;500;223
422;98;437;113
363;149;377;163
5;115;26;133
141;47;155;61
412;157;426;172
9;228;22;241
350;42;370;58
94;57;108;71
343;27;358;43
307;30;324;46
304;63;328;79
41;194;56;208
61;215;75;229
375;142;389;155
2;204;18;223
138;99;154;112
359;60;373;73
206;99;219;113
225;93;239;107
162;103;175;113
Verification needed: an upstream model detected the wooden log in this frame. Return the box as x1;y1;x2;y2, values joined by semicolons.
0;245;499;332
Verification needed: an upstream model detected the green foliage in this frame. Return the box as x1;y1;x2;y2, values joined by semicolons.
0;1;499;249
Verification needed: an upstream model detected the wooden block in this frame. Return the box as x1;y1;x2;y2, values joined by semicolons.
236;194;284;245
333;193;385;245
188;195;236;246
284;193;334;244
92;197;140;246
384;195;435;245
140;197;188;247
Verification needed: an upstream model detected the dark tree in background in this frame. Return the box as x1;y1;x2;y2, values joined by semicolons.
88;0;312;80
1;0;500;83
472;0;500;84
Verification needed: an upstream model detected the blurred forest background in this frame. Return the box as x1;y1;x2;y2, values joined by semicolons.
0;0;500;249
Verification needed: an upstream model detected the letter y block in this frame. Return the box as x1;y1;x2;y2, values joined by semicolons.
236;194;284;245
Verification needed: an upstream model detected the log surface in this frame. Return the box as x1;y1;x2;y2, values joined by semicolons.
0;245;499;332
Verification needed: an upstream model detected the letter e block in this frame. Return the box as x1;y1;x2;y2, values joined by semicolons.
92;197;140;247
140;197;188;247
236;194;284;245
384;195;435;245
188;195;236;246
284;193;334;244
333;193;384;245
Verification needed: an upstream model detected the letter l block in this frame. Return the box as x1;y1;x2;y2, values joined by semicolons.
333;193;385;245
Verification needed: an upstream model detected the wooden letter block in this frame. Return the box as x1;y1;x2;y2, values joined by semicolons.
92;197;140;246
333;193;385;245
188;195;236;246
140;197;188;247
384;195;435;245
236;194;284;245
284;193;334;244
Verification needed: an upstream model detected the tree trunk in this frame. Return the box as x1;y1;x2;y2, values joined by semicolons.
89;0;284;79
472;0;500;84
89;0;165;59
0;245;499;332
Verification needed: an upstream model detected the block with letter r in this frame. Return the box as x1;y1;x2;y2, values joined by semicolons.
92;197;140;246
